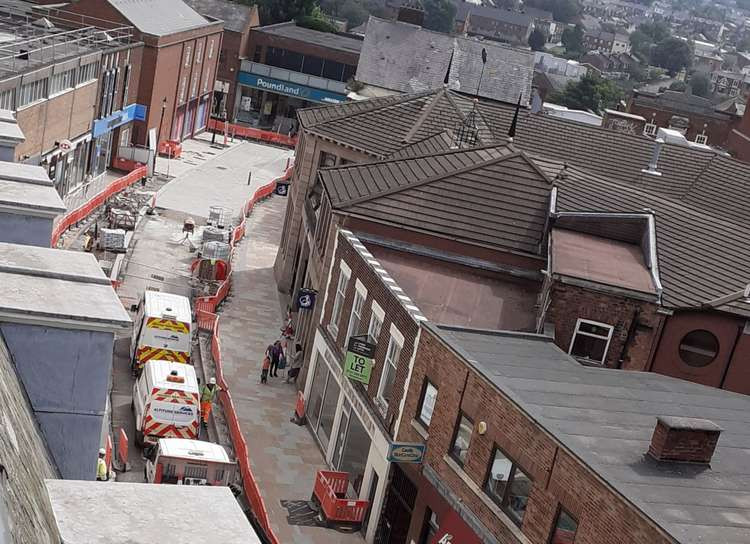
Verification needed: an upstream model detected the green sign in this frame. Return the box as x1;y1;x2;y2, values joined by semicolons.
344;336;376;384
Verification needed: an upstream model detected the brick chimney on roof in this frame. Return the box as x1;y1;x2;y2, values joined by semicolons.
648;416;722;464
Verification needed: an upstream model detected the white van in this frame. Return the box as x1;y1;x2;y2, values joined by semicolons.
130;291;192;371
145;438;236;486
132;360;200;446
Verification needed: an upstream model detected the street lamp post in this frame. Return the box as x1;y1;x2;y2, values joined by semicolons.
156;97;167;177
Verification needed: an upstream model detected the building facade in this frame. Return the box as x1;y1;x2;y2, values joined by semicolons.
236;22;360;133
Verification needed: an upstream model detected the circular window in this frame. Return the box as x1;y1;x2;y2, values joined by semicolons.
678;330;719;367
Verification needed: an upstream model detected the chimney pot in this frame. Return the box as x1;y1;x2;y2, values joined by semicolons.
648;416;722;464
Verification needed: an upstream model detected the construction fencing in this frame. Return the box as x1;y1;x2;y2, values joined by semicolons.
50;166;148;247
194;165;293;544
207;118;298;148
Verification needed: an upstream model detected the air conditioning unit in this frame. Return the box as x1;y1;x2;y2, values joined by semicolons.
183;478;207;486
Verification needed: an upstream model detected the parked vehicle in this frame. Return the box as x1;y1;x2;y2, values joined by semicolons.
145;438;236;486
132;360;199;446
130;291;192;371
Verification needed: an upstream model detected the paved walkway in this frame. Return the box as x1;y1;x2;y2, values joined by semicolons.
218;197;364;544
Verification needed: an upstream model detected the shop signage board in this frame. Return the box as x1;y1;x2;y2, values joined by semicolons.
344;335;375;384
93;103;143;137
297;288;316;310
238;71;347;104
387;442;426;463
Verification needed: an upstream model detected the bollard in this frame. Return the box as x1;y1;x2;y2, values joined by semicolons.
118;428;130;471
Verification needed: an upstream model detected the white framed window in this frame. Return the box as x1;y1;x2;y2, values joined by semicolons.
695;133;708;145
377;324;404;410
196;41;203;64
0;88;14;110
417;379;437;428
568;319;613;365
368;301;384;343
208;38;215;59
18;78;47;107
345;280;367;346
78;61;99;84
178;75;188;103
50;68;76;95
184;45;192;67
329;262;351;337
643;122;657;136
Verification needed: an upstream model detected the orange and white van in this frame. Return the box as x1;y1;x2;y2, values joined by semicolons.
145;438;236;486
133;360;200;446
130;291;192;371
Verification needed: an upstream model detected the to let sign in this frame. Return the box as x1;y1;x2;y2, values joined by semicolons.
344;336;375;384
387;442;426;463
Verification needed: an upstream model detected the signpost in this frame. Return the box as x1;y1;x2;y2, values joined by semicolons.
344;335;375;385
387;442;426;463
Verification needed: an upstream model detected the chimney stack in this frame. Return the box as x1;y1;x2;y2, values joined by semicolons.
397;0;425;26
641;137;664;177
648;416;722;464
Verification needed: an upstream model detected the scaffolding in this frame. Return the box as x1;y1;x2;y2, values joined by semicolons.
0;1;134;78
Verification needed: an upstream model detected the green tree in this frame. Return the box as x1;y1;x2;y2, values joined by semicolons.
525;0;581;23
528;28;547;51
669;81;687;92
239;0;315;25
561;24;584;58
689;73;711;97
651;37;692;75
548;73;623;113
422;0;456;33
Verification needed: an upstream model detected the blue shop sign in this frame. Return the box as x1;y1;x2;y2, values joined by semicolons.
238;72;346;104
93;103;146;137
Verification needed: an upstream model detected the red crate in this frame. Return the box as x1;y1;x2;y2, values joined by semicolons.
313;471;369;525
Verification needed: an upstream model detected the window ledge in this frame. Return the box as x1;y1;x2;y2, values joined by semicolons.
410;419;429;440
442;455;533;544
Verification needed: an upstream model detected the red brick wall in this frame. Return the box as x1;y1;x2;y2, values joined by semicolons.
397;328;674;544
319;231;420;435
544;281;660;370
628;100;737;146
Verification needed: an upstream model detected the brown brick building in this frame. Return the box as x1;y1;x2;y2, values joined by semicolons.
393;323;750;544
47;0;223;146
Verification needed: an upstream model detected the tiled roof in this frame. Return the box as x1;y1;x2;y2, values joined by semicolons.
109;0;209;36
183;0;256;33
321;145;553;256
355;17;533;105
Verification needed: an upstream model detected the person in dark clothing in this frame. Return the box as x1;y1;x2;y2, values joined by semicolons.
267;340;282;378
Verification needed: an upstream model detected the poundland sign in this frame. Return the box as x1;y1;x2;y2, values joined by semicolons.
238;72;346;104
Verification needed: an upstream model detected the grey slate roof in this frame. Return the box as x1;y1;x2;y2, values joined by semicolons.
0;334;59;544
355;17;533;105
182;0;256;33
253;22;362;54
434;324;750;544
321;145;552;256
109;0;209;36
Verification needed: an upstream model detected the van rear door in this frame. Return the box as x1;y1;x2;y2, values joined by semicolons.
144;390;199;440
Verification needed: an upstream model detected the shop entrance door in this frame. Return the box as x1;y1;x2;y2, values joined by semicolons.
171;107;185;141
376;465;416;544
183;100;197;140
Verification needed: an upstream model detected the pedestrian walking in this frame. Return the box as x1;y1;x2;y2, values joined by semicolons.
96;448;109;481
200;377;221;427
261;352;270;384
286;343;304;383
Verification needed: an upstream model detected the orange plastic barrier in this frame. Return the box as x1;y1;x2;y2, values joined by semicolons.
191;165;293;544
50;166;148;247
105;435;113;474
207;118;298;148
118;428;128;468
314;470;369;524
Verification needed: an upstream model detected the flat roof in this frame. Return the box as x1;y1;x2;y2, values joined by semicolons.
46;480;261;543
0;161;52;185
365;241;539;331
158;438;231;462
433;324;750;544
254;21;362;54
0;178;65;216
551;228;656;295
0;243;130;330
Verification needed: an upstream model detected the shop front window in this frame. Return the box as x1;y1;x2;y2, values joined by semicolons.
317;373;340;451
337;410;371;495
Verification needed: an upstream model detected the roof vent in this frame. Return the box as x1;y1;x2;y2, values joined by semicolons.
641;137;664;177
166;370;185;383
648;416;722;464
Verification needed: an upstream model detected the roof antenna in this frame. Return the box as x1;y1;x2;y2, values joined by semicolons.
507;92;522;141
476;47;487;97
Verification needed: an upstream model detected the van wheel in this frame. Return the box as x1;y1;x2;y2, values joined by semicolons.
135;430;144;448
